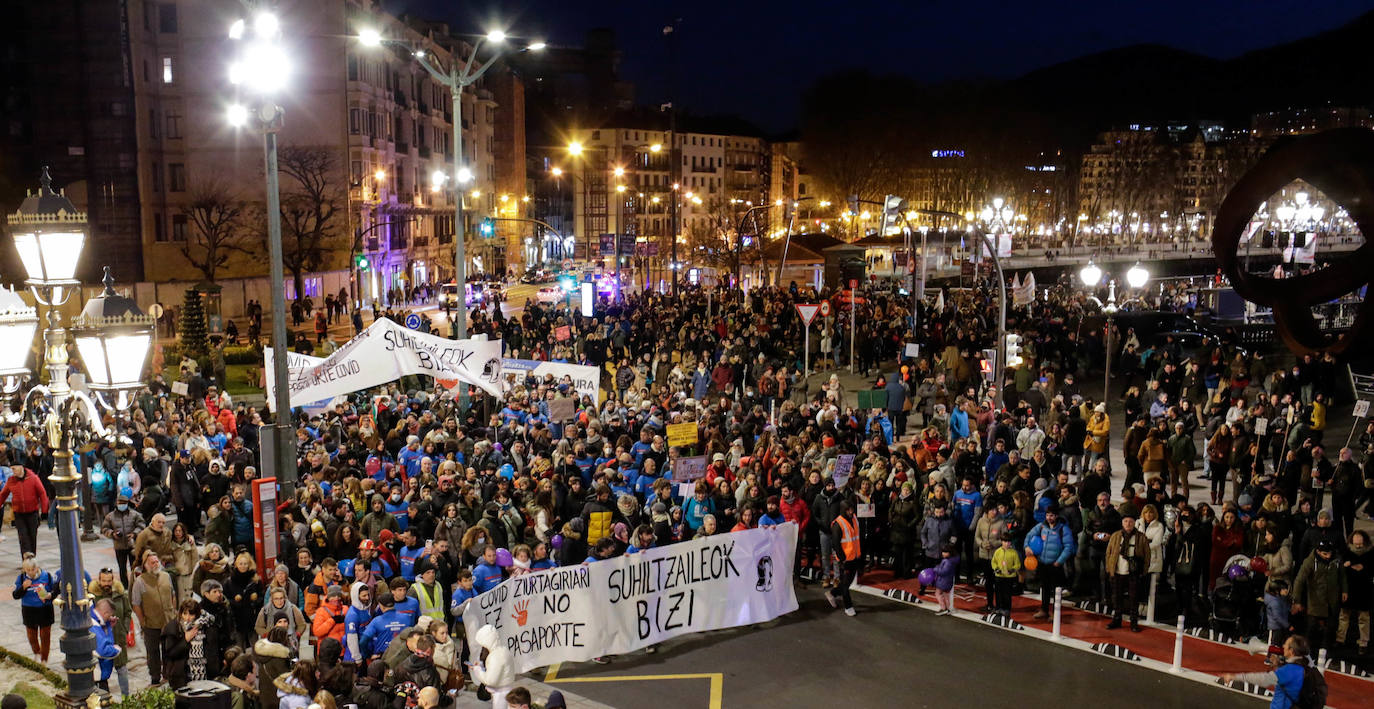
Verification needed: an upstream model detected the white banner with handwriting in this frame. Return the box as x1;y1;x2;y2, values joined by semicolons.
270;318;504;408
462;524;798;673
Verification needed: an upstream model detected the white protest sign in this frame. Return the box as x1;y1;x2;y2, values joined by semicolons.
500;358;601;402
463;524;798;674
264;349;347;413
832;454;855;487
856;503;876;518
280;318;503;407
676;482;697;498
1253;417;1268;436
904;343;920;359
1355;400;1370;419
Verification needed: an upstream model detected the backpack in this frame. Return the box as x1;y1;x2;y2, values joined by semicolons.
1295;664;1327;709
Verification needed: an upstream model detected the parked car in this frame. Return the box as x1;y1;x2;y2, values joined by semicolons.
535;286;563;304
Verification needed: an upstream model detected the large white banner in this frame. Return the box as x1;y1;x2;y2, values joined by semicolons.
499;358;602;402
264;349;344;414
278;318;504;406
462;524;798;673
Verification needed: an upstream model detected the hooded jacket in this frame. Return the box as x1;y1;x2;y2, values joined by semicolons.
359;604;410;659
87;579;132;667
469;624;515;689
344;581;374;663
1292;551;1348;618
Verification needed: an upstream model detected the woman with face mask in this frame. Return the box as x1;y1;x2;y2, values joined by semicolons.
101;487;147;588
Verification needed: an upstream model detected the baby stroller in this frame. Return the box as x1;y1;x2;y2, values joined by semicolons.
1210;554;1257;641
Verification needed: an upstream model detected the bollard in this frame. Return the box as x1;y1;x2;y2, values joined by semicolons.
1171;614;1185;672
1052;587;1063;641
1146;573;1158;625
1318;647;1328;673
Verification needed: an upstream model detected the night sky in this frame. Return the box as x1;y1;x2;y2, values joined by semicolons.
393;0;1372;133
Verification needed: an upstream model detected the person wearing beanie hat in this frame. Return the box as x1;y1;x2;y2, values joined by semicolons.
409;558;445;624
543;689;568;709
102;485;146;587
1;695;25;709
311;583;348;644
1026;501;1076;620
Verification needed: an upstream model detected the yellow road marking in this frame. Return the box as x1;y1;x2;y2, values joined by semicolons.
544;662;724;708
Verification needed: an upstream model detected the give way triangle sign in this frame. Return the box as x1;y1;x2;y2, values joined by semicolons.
795;303;820;326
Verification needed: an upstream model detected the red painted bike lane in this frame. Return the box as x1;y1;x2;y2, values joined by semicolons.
859;570;1370;708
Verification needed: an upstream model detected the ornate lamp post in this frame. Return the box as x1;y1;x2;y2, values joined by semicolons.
5;169;153;707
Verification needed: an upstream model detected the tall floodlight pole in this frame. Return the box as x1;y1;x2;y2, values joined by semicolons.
360;26;544;411
227;6;297;500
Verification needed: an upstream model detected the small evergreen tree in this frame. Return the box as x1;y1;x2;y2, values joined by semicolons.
180;287;208;357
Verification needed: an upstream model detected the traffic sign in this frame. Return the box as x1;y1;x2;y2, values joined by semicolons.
795;303;820;326
562;259;573;271
405;313;421;330
819;301;831;318
849;279;858;289
148;303;164;319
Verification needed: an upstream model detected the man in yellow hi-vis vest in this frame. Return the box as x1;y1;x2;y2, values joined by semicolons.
826;500;862;617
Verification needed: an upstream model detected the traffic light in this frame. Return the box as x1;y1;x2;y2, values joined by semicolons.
479;218;495;237
981;347;997;382
355;254;370;271
1004;333;1023;368
847;194;860;216
880;195;905;236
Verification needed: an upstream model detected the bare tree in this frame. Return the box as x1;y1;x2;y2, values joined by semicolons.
178;181;250;282
274;145;345;298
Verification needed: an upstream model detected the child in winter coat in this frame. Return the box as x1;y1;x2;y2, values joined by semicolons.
933;544;960;615
1263;578;1292;664
918;506;955;594
991;537;1022;617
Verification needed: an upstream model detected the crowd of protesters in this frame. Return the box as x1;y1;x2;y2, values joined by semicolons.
0;273;1371;707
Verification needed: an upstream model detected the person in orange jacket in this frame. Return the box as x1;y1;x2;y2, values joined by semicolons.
311;584;348;645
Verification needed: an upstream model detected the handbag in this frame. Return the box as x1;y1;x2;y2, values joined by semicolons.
1175;542;1194;577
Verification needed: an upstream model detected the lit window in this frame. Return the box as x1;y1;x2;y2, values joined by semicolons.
162;57;174;83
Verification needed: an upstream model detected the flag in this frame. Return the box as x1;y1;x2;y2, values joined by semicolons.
1012;272;1035;307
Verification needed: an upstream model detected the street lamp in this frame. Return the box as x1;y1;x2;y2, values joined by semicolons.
360;27;542;377
5;170;153;707
1079;261;1150;409
226;2;297;501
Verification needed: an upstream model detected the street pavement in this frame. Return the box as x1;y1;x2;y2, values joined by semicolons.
542;586;1264;709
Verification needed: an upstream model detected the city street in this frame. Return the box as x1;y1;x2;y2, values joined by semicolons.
542;588;1262;709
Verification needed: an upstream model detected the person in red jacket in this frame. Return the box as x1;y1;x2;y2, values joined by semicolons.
0;466;49;560
779;482;811;583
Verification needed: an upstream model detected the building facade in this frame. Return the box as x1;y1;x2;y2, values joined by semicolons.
2;0;521;307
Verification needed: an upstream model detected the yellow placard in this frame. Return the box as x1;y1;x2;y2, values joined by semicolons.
666;422;698;448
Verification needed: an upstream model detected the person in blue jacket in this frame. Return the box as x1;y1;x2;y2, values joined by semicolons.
343;581;374;664
91;600;120;691
472;545;505;594
385;577;419;625
384;487;411;532
13;555;55;662
228;485;253;549
395;529;428;581
1025;503;1077;620
360;594;409;659
397;436;427;479
1222;634;1318;709
865;412;894;446
949;399;971;443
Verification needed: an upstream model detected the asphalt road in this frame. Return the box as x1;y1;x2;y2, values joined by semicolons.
542;587;1265;709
